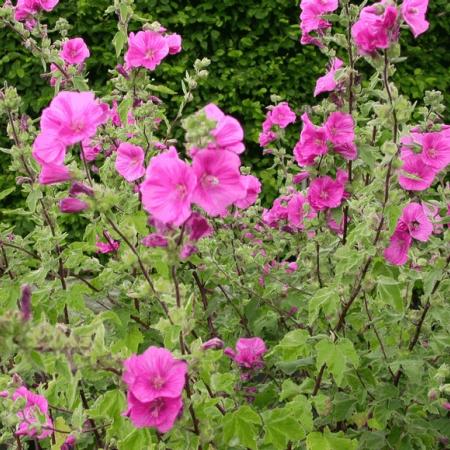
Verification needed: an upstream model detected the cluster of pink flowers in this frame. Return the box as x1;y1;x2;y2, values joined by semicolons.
299;0;338;47
314;57;344;97
398;127;450;191
140;104;260;228
294;112;357;166
32;91;109;184
122;346;187;433
384;202;433;265
1;387;53;440
352;0;429;55
262;191;306;232
125;28;182;71
259;102;296;148
14;0;58;25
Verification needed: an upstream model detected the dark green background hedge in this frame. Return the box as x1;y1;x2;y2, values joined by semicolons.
1;0;449;211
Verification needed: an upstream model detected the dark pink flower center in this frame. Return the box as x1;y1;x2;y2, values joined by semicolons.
71;120;85;132
410;220;420;231
176;183;187;198
426;147;436;158
202;174;219;187
149;397;165;417
146;49;155;59
152;375;165;390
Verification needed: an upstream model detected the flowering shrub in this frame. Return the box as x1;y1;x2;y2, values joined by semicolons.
0;0;449;449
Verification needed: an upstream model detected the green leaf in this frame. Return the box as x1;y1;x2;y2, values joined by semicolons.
147;84;177;95
118;428;152;450
308;288;340;325
113;30;127;58
222;405;261;450
0;187;15;201
377;276;403;312
118;97;133;125
263;408;305;449
306;430;358;450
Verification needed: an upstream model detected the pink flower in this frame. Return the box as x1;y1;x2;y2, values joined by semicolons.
38;0;59;11
14;0;58;21
141;233;168;248
125;31;169;71
398;155;436;191
96;233;120;254
269;102;296;129
234;175;261;209
203;104;245;154
38;163;71;185
259;130;277;147
12;387;53;440
59;197;89;214
384;229;412;266
123;346;187;403
401;0;429;37
294;113;328;166
293;172;310;184
234;337;267;369
314;57;344;97
81;139;102;162
61;435;76;450
32;133;66;166
201;338;224;350
40;91;108;146
60;38;90;65
352;2;399;55
192;149;246;217
165;33;182;55
115;143;145;182
185;212;213;242
180;244;197;260
286;262;298;273
300;0;338;47
397;202;433;242
124;392;182;433
325;112;357;160
287;192;306;230
307;173;346;211
418;132;450;171
141;149;197;226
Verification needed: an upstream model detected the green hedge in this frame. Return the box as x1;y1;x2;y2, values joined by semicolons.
1;0;449;210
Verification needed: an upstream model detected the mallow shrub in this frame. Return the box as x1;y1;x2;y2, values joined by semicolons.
0;0;449;449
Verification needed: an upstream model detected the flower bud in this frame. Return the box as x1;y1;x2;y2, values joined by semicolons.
59;197;89;214
69;182;94;197
201;338;224;350
19;284;32;322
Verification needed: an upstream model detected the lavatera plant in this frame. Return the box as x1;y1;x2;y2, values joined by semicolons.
0;0;449;449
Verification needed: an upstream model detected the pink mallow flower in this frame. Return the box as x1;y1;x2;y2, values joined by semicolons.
269;102;296;129
96;232;120;254
325;111;357;160
259;130;277;147
12;387;53;440
165;33;182;55
185;212;213;242
38;163;71;185
351;1;399;55
314;57;344;97
125;30;169;71
192;149;246;217
300;0;338;47
396;202;433;242
416;132;450;171
141;149;197;226
307;170;347;211
384;202;432;265
40;91;108;146
401;0;429;38
115;143;145;182
14;0;59;21
141;233;168;248
384;229;412;266
398;154;436;191
124;392;183;433
32;133;66;166
123;346;187;403
294;113;328;166
234;337;267;369
234;175;261;209
60;38;90;65
203;104;245;154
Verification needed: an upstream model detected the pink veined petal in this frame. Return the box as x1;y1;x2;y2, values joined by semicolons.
384;230;412;266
